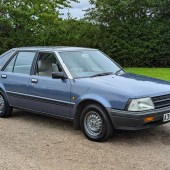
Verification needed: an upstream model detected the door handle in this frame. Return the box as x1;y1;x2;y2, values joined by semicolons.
1;74;7;79
31;78;38;83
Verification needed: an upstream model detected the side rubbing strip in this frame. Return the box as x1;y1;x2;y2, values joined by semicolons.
6;91;75;108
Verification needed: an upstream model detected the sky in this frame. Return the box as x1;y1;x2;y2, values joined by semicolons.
61;0;91;19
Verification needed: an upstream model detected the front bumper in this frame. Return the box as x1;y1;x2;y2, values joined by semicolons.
107;106;170;130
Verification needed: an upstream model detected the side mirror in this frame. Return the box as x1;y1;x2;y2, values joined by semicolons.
52;72;67;79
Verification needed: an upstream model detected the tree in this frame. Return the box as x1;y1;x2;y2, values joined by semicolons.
85;0;170;67
0;0;77;52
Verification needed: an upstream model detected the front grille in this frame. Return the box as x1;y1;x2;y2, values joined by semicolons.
152;94;170;109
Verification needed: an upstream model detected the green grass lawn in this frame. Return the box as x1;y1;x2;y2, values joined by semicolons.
125;68;170;82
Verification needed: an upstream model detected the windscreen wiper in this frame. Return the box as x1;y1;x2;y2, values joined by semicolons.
115;68;123;75
91;72;113;78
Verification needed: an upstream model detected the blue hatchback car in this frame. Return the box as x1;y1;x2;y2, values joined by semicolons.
0;47;170;141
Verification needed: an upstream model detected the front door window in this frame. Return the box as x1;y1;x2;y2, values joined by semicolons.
36;52;62;77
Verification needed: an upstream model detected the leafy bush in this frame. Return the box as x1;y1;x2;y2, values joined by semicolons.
0;0;169;67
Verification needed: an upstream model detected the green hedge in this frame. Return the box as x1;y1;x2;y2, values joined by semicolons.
0;0;169;67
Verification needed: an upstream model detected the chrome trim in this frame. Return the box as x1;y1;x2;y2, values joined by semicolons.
55;51;73;80
1;74;7;78
6;91;75;106
31;78;38;83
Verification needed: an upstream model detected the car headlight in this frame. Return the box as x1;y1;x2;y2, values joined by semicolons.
127;97;155;111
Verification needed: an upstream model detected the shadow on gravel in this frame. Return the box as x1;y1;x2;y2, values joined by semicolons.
109;127;170;146
11;109;73;131
11;109;170;145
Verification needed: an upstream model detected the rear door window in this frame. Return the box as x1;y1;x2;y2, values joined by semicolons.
3;51;36;75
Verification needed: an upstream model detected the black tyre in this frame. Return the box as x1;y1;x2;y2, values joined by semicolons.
80;104;114;142
0;93;13;118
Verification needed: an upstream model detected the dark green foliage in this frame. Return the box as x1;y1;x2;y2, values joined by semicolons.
85;0;170;67
0;0;77;51
0;0;169;67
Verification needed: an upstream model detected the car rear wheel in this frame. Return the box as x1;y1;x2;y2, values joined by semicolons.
80;104;113;142
0;93;13;118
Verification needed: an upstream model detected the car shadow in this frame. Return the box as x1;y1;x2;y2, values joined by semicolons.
108;127;170;146
11;109;170;146
11;109;74;131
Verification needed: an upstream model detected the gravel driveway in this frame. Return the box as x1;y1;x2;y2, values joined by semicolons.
0;109;170;170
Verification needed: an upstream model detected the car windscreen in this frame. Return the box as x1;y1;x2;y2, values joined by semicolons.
59;50;121;78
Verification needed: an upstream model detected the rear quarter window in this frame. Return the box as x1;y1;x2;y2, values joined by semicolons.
0;50;15;67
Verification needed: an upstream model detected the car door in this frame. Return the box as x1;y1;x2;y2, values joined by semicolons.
28;51;72;118
0;51;36;108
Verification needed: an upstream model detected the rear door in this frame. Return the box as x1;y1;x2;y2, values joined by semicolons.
28;51;72;118
0;51;36;108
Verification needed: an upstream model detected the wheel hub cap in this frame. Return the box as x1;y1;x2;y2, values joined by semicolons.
84;111;103;136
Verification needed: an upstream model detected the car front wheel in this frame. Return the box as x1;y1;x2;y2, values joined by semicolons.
80;104;113;142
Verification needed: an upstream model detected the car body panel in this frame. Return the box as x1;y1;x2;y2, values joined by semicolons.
0;72;31;108
29;75;72;117
70;77;129;117
70;73;170;114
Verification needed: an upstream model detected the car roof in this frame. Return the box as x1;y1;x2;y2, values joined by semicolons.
12;46;97;52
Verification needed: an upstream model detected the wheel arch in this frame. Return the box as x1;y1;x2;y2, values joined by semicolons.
73;98;112;130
